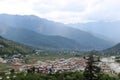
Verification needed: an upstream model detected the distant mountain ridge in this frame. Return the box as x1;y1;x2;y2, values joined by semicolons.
69;21;120;43
0;14;113;50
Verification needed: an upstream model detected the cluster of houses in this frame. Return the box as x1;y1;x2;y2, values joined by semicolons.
11;56;120;74
12;57;87;74
101;56;120;74
0;54;120;75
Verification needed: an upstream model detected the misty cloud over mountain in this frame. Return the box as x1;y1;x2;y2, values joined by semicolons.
69;21;120;43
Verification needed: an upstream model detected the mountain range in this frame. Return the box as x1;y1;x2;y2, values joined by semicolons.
0;26;81;50
0;14;114;50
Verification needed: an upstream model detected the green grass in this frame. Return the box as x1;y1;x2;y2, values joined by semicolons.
0;63;12;72
26;53;74;62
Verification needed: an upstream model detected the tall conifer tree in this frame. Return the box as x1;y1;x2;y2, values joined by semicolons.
84;51;101;80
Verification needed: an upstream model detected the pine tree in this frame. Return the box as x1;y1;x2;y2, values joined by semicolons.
84;52;101;80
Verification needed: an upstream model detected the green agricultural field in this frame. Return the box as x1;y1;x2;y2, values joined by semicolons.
26;53;76;62
0;63;12;72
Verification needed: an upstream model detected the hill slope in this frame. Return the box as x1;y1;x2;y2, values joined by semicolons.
0;36;33;55
103;43;120;55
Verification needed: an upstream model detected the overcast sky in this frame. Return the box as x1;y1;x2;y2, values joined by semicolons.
0;0;120;24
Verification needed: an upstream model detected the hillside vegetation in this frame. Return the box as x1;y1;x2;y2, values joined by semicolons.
0;36;33;55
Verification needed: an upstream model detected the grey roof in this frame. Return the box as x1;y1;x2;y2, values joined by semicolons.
0;45;4;47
